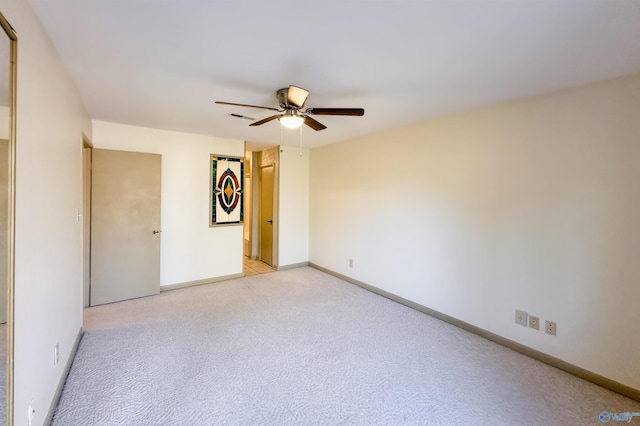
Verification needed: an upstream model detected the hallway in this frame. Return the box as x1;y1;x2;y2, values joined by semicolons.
243;257;274;276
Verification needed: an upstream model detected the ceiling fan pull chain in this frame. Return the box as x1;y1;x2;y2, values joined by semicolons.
299;125;303;156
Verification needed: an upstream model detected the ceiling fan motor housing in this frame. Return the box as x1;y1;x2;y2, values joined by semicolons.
277;87;293;109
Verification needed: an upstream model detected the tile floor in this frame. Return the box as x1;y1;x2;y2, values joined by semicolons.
244;257;274;276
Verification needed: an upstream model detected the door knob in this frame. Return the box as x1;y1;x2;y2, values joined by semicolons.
153;230;162;235
267;220;273;224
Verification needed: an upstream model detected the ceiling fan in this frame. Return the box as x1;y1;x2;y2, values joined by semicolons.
215;85;364;131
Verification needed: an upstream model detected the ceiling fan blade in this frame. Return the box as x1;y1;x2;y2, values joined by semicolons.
303;115;327;131
215;101;280;112
249;114;282;127
306;108;365;116
287;85;309;108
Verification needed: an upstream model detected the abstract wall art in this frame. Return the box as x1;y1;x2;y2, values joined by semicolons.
210;155;244;226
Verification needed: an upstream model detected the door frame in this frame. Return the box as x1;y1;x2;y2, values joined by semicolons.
258;163;274;266
243;147;252;258
82;137;93;307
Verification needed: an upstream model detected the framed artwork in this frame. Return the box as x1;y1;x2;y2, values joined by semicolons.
210;155;244;226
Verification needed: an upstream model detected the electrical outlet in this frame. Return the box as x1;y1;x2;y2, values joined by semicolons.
529;315;540;330
545;320;557;336
515;309;528;327
348;259;353;268
54;343;59;367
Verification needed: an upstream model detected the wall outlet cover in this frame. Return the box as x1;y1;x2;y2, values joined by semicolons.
515;309;528;327
54;343;59;367
545;320;557;336
529;315;540;330
28;402;35;426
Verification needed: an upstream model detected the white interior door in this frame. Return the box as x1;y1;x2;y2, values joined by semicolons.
90;149;162;306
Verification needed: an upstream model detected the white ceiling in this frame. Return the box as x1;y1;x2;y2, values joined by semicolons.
27;0;640;149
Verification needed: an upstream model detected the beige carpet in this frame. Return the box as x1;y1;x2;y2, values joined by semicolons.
52;267;639;425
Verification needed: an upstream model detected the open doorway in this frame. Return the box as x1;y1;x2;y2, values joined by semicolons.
257;146;279;269
243;145;278;274
243;150;252;258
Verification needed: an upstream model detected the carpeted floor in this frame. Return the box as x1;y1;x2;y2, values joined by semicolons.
52;267;639;425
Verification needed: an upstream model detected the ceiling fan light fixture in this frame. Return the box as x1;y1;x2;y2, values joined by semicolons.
215;86;364;132
279;112;305;129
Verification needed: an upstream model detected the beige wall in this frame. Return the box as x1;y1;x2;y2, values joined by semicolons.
278;146;310;267
0;1;93;424
310;72;640;390
92;121;246;286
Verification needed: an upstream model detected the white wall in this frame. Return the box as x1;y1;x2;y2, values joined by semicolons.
0;2;93;425
310;72;640;390
92;121;245;286
278;146;309;267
